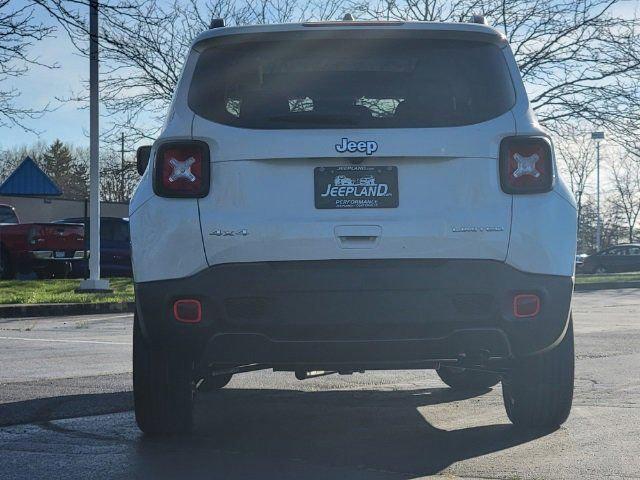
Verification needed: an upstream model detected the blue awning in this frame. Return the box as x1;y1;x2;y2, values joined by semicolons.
0;157;62;197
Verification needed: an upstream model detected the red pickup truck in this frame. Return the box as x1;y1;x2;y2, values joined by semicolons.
0;204;85;279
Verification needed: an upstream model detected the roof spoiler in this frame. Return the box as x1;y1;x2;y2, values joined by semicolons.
192;21;507;50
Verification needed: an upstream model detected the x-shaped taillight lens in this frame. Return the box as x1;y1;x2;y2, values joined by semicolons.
500;137;553;194
168;157;197;183
154;141;210;198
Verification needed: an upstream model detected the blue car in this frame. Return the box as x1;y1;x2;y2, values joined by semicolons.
55;217;132;277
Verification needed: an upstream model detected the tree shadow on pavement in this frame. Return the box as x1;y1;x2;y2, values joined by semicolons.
132;386;555;479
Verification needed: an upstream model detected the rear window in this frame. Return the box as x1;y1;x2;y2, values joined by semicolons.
0;206;18;224
188;35;515;129
102;219;130;243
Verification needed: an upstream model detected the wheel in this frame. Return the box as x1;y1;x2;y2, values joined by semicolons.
0;249;13;279
133;313;195;434
503;316;574;428
197;372;232;392
594;266;607;274
437;366;501;390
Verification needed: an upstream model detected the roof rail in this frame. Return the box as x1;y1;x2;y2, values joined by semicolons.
209;18;225;29
470;14;487;25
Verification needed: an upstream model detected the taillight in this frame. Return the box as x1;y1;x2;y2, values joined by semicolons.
153;141;210;198
499;136;553;194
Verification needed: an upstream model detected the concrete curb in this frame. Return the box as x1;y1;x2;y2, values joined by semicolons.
574;281;640;291
0;301;135;319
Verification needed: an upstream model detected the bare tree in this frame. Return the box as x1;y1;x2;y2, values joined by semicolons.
0;0;153;132
99;149;138;202
578;194;630;251
609;154;640;243
351;0;640;145
352;0;489;22
28;0;640;153
0;0;56;131
32;0;346;146
0;140;48;182
555;125;597;239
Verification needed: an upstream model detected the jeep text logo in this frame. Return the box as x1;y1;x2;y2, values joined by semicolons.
335;138;378;156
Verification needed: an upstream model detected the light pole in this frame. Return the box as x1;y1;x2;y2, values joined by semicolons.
121;131;125;201
591;131;605;252
78;0;110;292
576;188;583;239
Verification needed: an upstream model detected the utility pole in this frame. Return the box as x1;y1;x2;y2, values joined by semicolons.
121;132;125;202
592;131;605;252
78;0;110;292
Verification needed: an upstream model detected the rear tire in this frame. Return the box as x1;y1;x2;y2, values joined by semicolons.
503;317;574;428
35;269;53;280
133;313;194;434
437;366;501;390
0;249;13;279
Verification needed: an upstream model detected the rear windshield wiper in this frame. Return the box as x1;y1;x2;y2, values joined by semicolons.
267;113;359;125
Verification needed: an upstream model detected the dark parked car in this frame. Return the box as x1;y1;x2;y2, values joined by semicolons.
582;244;640;274
575;253;588;272
55;217;132;277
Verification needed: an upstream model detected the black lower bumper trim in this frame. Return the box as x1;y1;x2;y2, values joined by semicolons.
205;328;512;366
135;259;573;364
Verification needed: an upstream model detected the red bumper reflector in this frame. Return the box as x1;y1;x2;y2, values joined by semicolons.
173;299;202;323
513;294;540;318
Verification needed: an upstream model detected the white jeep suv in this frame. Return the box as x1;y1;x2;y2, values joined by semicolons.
130;19;577;434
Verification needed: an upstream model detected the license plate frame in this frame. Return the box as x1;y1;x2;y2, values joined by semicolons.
314;166;399;209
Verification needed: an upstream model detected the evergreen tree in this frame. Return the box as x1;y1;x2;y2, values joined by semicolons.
41;140;88;199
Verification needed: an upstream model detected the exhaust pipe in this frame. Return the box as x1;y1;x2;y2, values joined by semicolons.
294;369;366;380
295;370;336;380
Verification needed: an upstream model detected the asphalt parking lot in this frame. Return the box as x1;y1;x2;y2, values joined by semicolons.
0;289;639;479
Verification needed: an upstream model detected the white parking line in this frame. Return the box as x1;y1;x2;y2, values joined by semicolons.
0;336;130;346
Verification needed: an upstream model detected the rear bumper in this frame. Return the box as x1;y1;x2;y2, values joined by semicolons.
14;251;78;275
135;260;573;366
30;258;72;275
